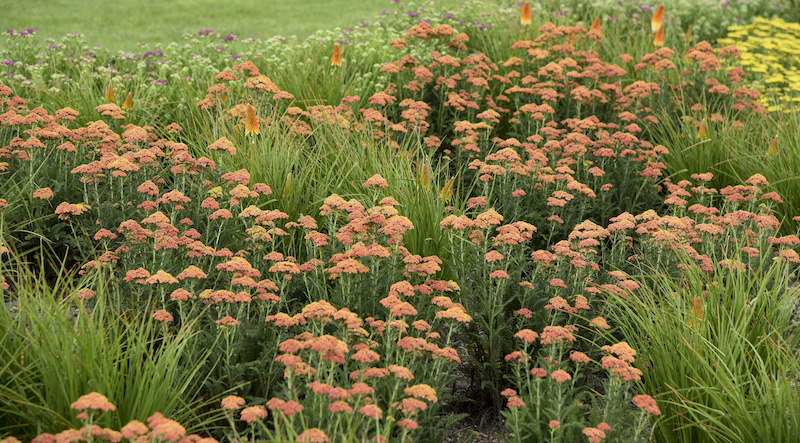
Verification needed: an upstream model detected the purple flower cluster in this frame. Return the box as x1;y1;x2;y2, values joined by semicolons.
142;50;165;58
198;30;216;35
5;28;37;37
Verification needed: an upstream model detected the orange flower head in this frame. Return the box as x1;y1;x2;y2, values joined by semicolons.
684;25;693;42
651;5;664;32
71;392;117;412
331;44;342;67
284;172;292;196
521;3;532;26
105;81;115;102
654;26;665;47
692;296;704;323
439;176;455;202
245;104;260;135
590;18;602;36
697;118;708;139
767;135;778;155
122;92;133;110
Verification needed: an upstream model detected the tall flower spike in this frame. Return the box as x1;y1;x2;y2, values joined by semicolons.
689;296;704;328
590;18;602;37
105;81;115;102
651;5;664;32
653;26;665;47
420;164;430;191
122;92;133;110
245;104;260;135
767;135;778;155
520;3;532;26
684;25;693;42
284;172;292;197
696;118;708;139
331;44;342;67
440;176;455;202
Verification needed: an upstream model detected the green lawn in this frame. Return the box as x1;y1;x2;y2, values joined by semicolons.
2;0;479;52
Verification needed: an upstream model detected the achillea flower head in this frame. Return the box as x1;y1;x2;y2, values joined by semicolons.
240;405;268;423
121;421;148;439
55;202;90;220
520;3;532;25
550;369;572;383
221;395;246;410
583;427;606;443
514;329;538;343
602;341;637;362
71;392;116;412
351;348;381;363
149;415;186;442
590;316;611;329
507;396;525;407
388;364;414;380
216;316;240;328
329;401;353;414
404;384;437;402
398;397;428;414
32;187;53;199
277;400;304;416
331;44;342;67
146;270;178;285
632;394;661;415
570;351;591;364
363;174;388;188
359;404;383;419
398;419;418;430
153;310;174;323
501;388;517;397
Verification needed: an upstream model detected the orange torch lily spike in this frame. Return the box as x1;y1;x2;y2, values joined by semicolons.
284;172;292;197
651;5;664;32
697;118;708;139
439;176;455;203
684;25;693;42
689;296;704;328
105;81;115;102
122;92;133;110
420;164;430;190
245;104;260;135
767;135;778;155
590;18;602;36
331;44;342;67
654;26;665;47
521;3;532;26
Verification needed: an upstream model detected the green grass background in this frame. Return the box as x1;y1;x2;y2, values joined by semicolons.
1;0;479;52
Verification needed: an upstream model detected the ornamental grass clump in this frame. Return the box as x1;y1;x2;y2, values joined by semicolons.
598;173;800;442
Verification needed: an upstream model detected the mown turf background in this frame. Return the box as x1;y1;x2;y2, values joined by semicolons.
1;0;491;52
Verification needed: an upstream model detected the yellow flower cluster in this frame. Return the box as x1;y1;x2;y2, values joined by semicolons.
718;18;800;113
